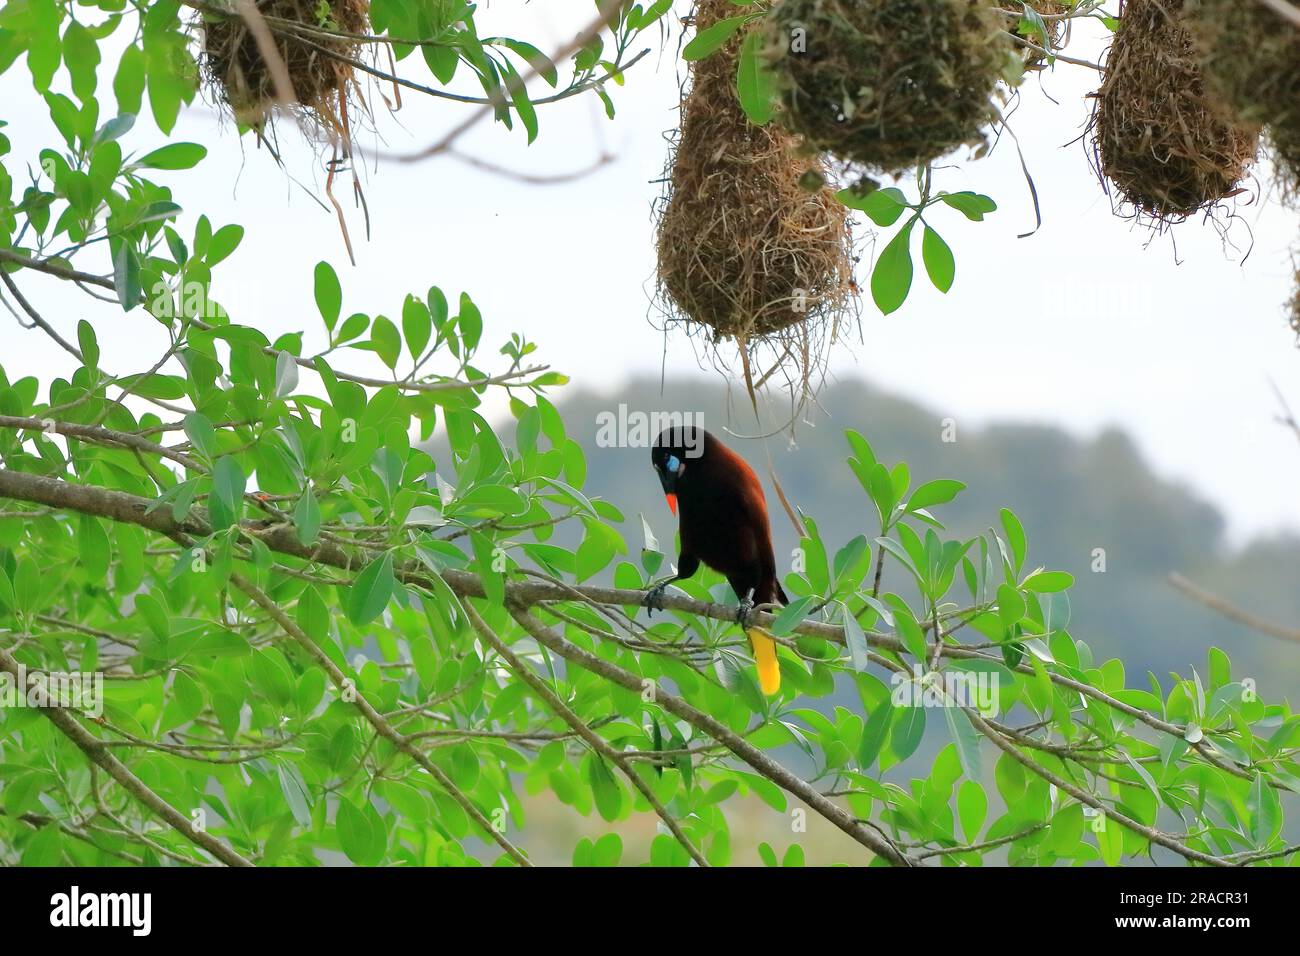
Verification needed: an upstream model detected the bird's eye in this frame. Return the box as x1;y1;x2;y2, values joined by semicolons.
666;454;680;474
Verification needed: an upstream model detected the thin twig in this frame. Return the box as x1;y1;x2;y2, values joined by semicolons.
0;270;84;360
0;645;252;866
1169;572;1300;645
463;601;711;867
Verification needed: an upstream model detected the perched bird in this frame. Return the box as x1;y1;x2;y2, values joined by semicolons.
646;426;786;695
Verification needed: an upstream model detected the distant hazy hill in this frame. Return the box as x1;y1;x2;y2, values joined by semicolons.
545;377;1300;700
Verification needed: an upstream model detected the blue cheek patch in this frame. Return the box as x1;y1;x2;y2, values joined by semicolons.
666;454;681;474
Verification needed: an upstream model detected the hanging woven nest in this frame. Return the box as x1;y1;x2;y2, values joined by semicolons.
1187;0;1300;203
200;0;371;141
1090;0;1260;224
654;0;858;398
762;0;1013;176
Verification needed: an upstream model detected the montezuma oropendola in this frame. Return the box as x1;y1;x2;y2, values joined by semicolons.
646;426;786;695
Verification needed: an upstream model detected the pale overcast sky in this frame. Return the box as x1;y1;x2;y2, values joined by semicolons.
2;4;1297;544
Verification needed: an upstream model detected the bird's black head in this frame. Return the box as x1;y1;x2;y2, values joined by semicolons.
651;426;707;516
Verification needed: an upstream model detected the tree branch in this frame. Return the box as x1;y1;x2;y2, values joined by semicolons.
0;270;85;361
504;603;915;865
0;466;1275;829
1169;572;1300;646
396;0;626;162
0;645;253;866
963;706;1232;867
462;601;710;867
229;571;534;866
0;251;550;394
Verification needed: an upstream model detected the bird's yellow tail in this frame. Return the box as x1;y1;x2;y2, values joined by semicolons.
746;626;781;696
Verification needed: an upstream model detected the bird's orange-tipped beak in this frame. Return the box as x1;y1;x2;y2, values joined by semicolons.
665;493;677;516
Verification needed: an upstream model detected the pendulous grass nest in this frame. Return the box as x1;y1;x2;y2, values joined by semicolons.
1090;0;1260;224
1187;0;1300;203
762;0;1013;176
200;0;370;138
654;0;857;390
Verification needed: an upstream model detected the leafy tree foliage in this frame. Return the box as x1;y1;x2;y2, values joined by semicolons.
0;0;1296;867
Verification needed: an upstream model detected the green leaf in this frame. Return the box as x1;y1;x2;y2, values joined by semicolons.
0;569;16;616
113;47;146;116
1022;570;1073;593
211;455;244;515
590;833;622;867
315;261;342;332
135;592;170;645
44;93;80;151
907;478;965;512
957;780;987;841
769;595;818;637
842;605;871;672
134;142;207;170
273;350;299;398
164;227;188;264
499;39;558;86
251;650;295;708
1049;803;1085;853
1208;646;1231;690
337;798;384;866
63;21;100;104
210;456;246;531
871;220;915;315
1248;772;1283;846
12;560;41;616
347;553;395;625
735;30;775;125
1097;815;1122;866
78;514;110;580
27;6;61;93
277;762;313;828
503;62;538;144
1000;509;1026;572
206;224;244;266
997;583;1026;629
457;294;482;355
1017;3;1052;45
402;295;432;361
424;42;458;84
112;243;141;310
77;320;99;370
575;521;617;582
683;17;747;61
891;603;928;659
633;0;676;30
587;755;624;822
369;315;401;370
858;703;893;769
183;413;217;460
470;532;505;606
944;706;983;781
294;486;321;546
838;186;908;226
940;191;997;221
921;225;955;293
336;312;368;344
891;703;926;761
21;824;63;866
